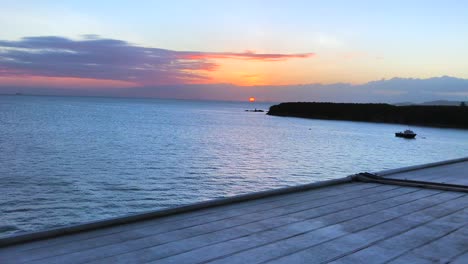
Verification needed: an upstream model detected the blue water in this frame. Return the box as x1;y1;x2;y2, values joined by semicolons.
1;95;467;236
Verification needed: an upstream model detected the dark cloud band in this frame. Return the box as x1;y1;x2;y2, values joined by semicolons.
0;36;314;85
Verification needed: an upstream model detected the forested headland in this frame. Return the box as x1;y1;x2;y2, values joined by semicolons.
267;102;468;129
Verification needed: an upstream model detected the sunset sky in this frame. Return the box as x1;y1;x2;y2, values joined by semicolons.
1;0;468;102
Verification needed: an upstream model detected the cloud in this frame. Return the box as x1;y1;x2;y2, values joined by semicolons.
179;50;314;61
0;36;314;86
4;76;468;104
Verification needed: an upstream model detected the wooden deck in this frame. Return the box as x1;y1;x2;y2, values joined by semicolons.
384;160;468;186
1;158;467;263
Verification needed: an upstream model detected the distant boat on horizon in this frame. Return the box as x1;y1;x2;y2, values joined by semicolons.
395;129;417;139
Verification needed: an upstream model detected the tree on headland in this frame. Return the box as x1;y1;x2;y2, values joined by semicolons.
267;102;468;129
461;102;466;107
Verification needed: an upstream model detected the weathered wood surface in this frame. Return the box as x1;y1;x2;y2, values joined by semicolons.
385;161;468;185
1;160;467;264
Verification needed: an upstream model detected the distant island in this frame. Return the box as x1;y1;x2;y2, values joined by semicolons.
267;102;468;129
394;100;467;106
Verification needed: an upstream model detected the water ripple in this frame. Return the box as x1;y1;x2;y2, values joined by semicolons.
0;96;467;237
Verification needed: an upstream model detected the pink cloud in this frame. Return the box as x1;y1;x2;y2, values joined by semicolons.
0;36;315;86
179;50;315;61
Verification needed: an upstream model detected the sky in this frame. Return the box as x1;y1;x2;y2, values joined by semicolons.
1;0;468;102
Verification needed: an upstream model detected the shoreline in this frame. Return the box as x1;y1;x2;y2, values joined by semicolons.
267;102;468;129
269;112;468;130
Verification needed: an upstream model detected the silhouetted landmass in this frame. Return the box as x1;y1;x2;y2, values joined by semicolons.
394;100;467;106
268;102;468;129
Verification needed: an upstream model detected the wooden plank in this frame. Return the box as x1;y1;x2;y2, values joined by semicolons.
451;250;468;264
203;193;466;264
376;157;468;177
452;178;468;185
79;187;429;264
0;182;375;254
387;163;465;178
415;166;468;183
386;161;468;186
0;184;391;263
386;252;434;264
144;188;444;264
328;210;468;263
262;194;468;264
389;224;468;263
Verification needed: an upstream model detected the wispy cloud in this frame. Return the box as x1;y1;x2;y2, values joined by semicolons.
0;36;314;86
180;50;314;61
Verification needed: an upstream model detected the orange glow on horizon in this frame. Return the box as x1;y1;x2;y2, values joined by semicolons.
0;48;318;88
0;52;374;89
200;57;319;86
249;97;256;102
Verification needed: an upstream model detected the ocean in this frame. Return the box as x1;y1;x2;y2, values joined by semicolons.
1;95;467;237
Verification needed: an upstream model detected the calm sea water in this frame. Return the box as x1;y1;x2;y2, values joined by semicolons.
1;95;467;236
